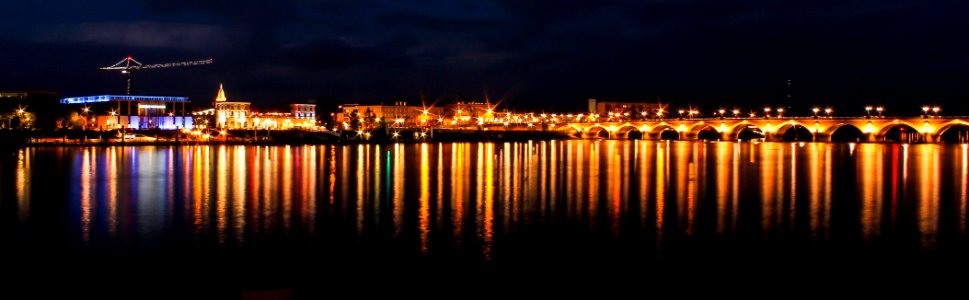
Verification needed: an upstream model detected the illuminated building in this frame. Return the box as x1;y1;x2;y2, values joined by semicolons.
587;98;660;116
59;94;192;130
195;84;316;130
249;105;317;129
336;101;445;128
443;101;494;124
213;84;251;128
292;103;316;120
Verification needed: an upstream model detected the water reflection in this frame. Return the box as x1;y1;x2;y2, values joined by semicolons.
5;141;969;260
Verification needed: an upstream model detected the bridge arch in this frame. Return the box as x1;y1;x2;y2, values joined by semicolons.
584;124;612;139
641;123;678;140
616;124;647;140
776;121;814;141
727;122;765;141
877;122;922;143
657;128;679;140
688;123;721;141
561;125;583;138
933;121;969;143
828;123;865;142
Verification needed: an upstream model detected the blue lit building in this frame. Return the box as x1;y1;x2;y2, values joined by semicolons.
59;94;193;130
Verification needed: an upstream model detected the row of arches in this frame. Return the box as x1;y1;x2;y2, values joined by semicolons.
573;123;969;143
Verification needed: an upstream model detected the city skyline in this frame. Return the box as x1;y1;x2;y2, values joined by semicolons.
2;1;968;113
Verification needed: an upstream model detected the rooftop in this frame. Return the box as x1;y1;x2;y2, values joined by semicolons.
60;95;189;104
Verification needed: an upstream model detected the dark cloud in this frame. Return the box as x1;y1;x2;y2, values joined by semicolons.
37;21;229;50
2;0;969;113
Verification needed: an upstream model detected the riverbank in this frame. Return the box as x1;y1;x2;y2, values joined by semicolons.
19;128;574;147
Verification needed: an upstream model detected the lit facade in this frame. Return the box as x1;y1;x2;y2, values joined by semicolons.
250;112;315;129
59;94;192;130
292;103;316;119
588;98;661;117
336;102;445;128
442;102;495;125
213;84;251;129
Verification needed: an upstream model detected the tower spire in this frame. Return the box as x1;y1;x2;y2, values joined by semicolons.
215;83;227;102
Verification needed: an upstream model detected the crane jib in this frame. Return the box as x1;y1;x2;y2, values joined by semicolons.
98;56;214;94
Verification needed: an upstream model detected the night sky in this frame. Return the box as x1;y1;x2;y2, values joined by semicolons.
2;0;969;114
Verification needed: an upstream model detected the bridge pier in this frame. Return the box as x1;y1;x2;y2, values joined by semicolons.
814;132;829;142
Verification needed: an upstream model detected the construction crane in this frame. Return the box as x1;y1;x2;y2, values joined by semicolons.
100;56;214;95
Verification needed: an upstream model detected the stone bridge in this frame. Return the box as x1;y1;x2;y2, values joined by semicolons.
556;116;969;142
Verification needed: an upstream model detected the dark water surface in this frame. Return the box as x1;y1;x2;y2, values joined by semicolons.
3;141;968;295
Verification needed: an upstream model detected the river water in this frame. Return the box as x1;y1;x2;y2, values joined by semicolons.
2;141;968;294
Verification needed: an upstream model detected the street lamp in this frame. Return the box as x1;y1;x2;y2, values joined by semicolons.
718;109;726;120
764;107;771;118
777;108;784;117
678;109;684;119
81;106;91;131
812;107;820;119
932;106;940;117
876;106;884;117
865;106;872;118
15;107;26;129
824;108;832;117
732;109;740;117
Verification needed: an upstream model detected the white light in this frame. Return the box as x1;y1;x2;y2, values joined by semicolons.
139;104;166;109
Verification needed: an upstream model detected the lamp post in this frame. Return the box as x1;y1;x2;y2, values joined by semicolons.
922;106;930;118
812;107;820;119
732;109;740;118
876;106;884;117
16;108;26;129
678;109;684;119
718;109;726;120
932;106;940;117
764;107;771;118
777;108;784;118
82;106;91;130
824;108;832;117
865;106;872;118
81;106;91;142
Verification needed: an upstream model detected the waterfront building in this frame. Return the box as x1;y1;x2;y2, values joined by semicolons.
442;101;494;125
248;105;317;130
196;84;317;130
292;103;316;120
588;98;661;118
213;84;251;129
336;101;445;129
59;94;193;130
